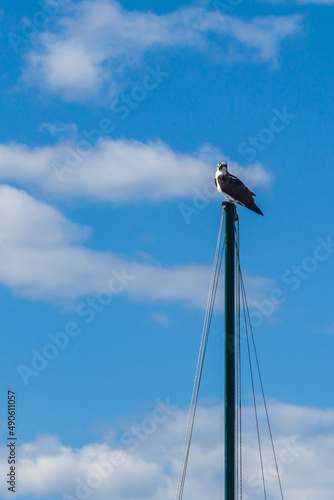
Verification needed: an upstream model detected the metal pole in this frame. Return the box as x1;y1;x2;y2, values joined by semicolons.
224;202;236;500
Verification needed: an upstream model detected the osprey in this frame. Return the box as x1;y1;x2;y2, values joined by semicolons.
215;162;263;216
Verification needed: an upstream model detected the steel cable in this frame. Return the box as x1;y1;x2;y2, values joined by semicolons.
175;209;226;500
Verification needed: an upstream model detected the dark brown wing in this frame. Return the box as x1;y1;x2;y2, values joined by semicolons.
219;175;255;205
218;174;263;215
229;174;256;196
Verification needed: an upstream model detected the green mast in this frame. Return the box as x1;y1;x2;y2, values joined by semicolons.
224;201;236;500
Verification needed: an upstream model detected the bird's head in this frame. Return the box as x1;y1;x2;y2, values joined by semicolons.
217;162;228;174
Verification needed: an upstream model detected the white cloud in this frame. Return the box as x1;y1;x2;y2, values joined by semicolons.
220;13;304;63
2;401;334;499
149;312;174;326
0;185;270;305
27;39;104;95
39;122;78;137
0;139;271;203
22;0;303;100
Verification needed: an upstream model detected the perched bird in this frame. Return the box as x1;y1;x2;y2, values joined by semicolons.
215;162;263;215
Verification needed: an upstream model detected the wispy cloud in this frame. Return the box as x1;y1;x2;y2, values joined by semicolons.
39;122;78;137
0;139;271;203
149;312;174;326
20;0;303;100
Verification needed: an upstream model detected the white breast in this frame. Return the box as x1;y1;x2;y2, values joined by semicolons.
215;171;224;193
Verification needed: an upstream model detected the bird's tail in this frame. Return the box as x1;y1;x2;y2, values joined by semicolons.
247;202;264;216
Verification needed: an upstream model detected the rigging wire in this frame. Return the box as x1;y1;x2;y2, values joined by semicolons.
244;289;267;499
175;204;284;500
235;224;267;500
235;217;243;500
240;275;285;500
175;209;226;500
235;225;285;500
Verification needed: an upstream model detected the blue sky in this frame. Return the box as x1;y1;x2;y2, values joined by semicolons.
0;0;334;498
